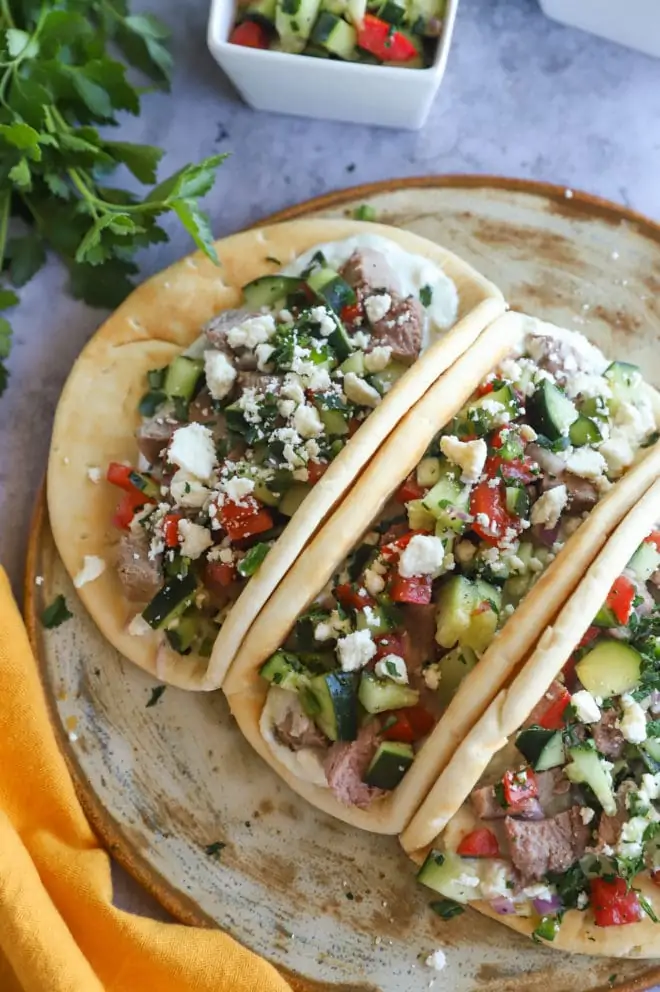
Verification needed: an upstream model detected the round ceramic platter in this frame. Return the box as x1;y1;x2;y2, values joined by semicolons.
27;177;660;992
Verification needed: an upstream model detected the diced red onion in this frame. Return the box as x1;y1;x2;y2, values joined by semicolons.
533;523;559;548
532;894;562;916
490;897;516;915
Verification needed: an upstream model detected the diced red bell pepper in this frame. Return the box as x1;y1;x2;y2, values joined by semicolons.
457;827;500;858
646;531;660;553
335;583;375;611
205;561;236;588
395;474;427;504
163;513;182;549
502;767;538;807
219;496;273;542
537;684;571;730
590;877;642;927
373;632;407;662
389;572;433;605
107;462;136;492
381;711;415;744
485;454;538;485
605;574;636;626
229;20;270;48
357;13;418;62
401;704;436;739
348;417;362;437
112;489;148;530
381;529;430;558
381;705;435;744
341;302;362;326
476;380;495;397
306;460;328;485
470;478;522;546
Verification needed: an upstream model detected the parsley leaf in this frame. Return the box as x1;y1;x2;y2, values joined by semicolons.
430;898;464;920
352;204;376;222
41;594;73;628
419;284;433;307
205;841;226;858
146;685;166;708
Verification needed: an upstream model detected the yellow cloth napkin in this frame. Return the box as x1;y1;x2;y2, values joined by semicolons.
0;568;293;992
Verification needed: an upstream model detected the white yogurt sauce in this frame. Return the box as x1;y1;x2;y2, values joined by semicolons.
259;685;329;788
284;233;460;349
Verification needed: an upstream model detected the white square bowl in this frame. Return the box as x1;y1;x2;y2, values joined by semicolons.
539;0;660;60
207;0;459;130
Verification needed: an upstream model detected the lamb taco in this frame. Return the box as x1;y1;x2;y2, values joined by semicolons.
410;480;660;957
222;311;660;833
47;218;504;689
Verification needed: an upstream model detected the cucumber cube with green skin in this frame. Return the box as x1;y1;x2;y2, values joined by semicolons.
370;361;408;396
433;645;478;707
416;456;442;487
164;355;204;401
339;351;365;376
279;483;311;517
527;380;579;440
244;0;277;21
505;485;530;518
311;11;357;57
241;275;303;310
627;541;660;583
319;407;350;436
260;651;310;692
640;738;660;774
452;384;519;438
301;671;357;741
604;361;641;415
435;576;501;652
358;672;420;714
565;745;616;816
569;414;603;447
355;605;397;636
364;741;414;790
515;728;565;771
406;498;436;532
276;0;323;51
575;641;642;698
417;850;481;903
306;266;356;313
142;572;198;630
422;465;469;530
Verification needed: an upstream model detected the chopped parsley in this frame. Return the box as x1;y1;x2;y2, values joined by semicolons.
419;284;433;307
41;594;73;629
638;891;659;923
493;781;509;809
265;256;282;265
430;898;464;920
146;685;167;708
352;204;377;222
532;914;561;943
205;841;226;858
546;863;588;909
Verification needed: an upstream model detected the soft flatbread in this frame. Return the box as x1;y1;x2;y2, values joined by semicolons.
224;310;660;832
403;478;660;956
47;218;504;690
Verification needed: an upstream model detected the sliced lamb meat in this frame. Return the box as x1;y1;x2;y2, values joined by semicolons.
401;604;437;674
274;708;329;752
525;680;567;727
592;707;625;759
116;530;162;603
536;768;573;816
340;248;401;296
135;412;180;466
236;370;283;394
595;781;636;850
504;806;590;882
368;295;424;365
562;473;599;513
470;783;542;821
204;308;263;370
380;520;409;545
324;722;385;809
527;442;599;514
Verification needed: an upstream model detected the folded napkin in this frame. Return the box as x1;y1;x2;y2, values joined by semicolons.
0;568;292;992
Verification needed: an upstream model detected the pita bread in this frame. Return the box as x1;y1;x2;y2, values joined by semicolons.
224;312;660;833
47;218;504;690
403;478;660;956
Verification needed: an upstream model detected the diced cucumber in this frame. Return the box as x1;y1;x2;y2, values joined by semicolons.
242;274;303;310
580;395;610;422
604;361;640;415
591;603;620;629
453;384;520;439
165;613;198;654
164;355;204;401
260;650;310;692
364;741;414;790
433;645;478;707
253;480;282;508
417;456;442;487
339;351;365;376
527;380;579;440
505;485;530;518
142;572;198;630
355;605;396;636
358;672;419;714
575;641;642;698
422;464;469;531
346;0;367;25
496;430;525;461
435;576;500;653
370;361;408;394
406;498;436;532
569;414;603;447
279;483;311;516
515;727;565;771
128;470;160;500
406;0;445;33
301;671;357;741
311;10;357;57
417;849;481;903
307;266;356;313
564;745;616;815
319;407;350;436
243;0;277;21
375;0;406;23
276;0;323;50
628;540;660;583
640;737;660;774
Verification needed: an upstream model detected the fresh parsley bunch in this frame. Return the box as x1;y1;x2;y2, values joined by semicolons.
0;0;228;395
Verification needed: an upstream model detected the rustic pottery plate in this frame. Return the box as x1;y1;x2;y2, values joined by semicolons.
26;177;660;992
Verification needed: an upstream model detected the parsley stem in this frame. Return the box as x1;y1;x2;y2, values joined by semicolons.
0;190;9;274
0;0;15;28
67;167;99;220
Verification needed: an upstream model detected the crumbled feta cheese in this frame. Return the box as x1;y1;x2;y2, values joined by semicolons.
365;293;392;324
281;374;306;406
226;313;276;350
170;470;210;508
571;689;601;724
168;423;216;482
177;520;213;559
73;555;106;588
476;512;490;529
292;467;309;482
35;575;44;586
314;621;335;642
530;485;568;529
223;476;255;504
424;950;446;972
364;346;392;373
577;892;589;909
86;466;102;483
128;613;152;637
617;816;649;859
564;448;607;480
237;387;263;425
619;693;647;743
580;806;595;825
399;534;446;578
336;629;377;672
255;343;275;371
207;545;234;564
278;399;296;419
423;664;441;691
364;567;386;597
343;372;381;408
304;366;332;392
522;883;556;900
204;350;237;401
305;439;321;460
641;773;660;801
439;435;488;485
564;372;611;401
352;331;371;350
292;403;324;438
309;305;336;337
480;860;514;899
374;654;408;684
